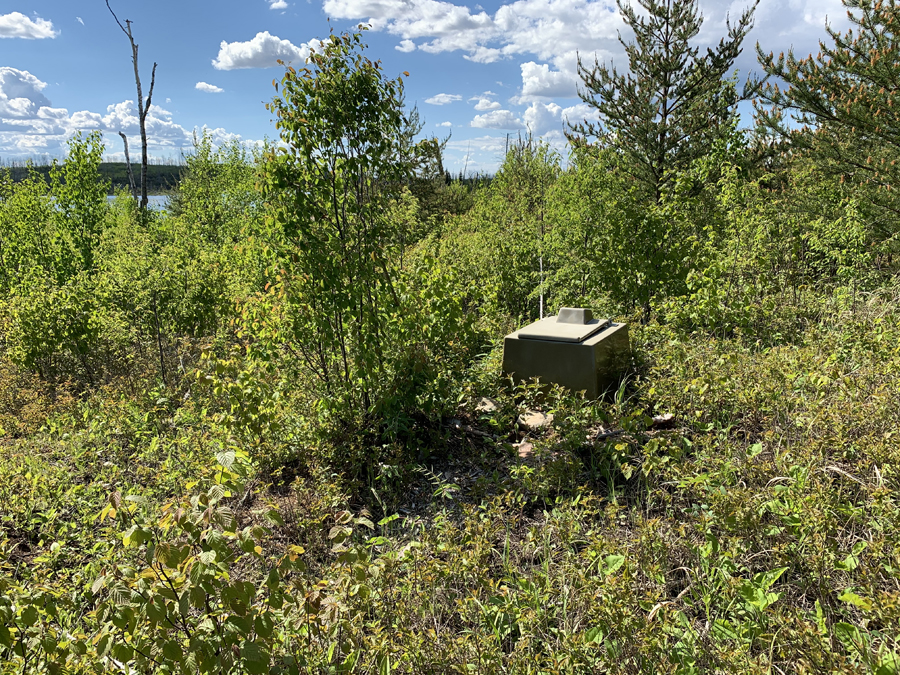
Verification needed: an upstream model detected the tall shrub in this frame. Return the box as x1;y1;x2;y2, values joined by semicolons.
260;30;426;427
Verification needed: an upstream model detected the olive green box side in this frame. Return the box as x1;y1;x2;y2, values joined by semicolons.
501;322;630;399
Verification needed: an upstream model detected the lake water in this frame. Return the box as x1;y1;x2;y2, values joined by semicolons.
106;194;170;210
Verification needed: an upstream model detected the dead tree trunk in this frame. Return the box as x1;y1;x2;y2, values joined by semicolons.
118;131;139;203
107;1;156;213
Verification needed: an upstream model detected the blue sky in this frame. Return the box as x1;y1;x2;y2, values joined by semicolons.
1;0;850;173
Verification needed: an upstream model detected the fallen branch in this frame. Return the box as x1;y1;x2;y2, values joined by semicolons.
446;419;500;440
593;428;625;442
821;465;867;486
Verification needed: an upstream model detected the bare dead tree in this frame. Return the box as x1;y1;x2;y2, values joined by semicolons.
106;0;156;212
117;131;139;203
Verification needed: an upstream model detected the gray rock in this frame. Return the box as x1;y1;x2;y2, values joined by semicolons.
515;441;534;458
475;397;499;414
518;409;554;430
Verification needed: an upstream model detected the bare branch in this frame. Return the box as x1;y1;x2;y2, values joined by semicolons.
144;63;157;120
105;0;129;37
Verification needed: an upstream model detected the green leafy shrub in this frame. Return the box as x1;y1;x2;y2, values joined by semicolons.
0;168;55;292
169;130;264;247
426;139;561;325
660;159;880;341
259;30;481;460
3;270;130;384
261;31;415;420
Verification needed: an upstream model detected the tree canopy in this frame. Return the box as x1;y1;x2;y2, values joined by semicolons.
756;0;900;229
572;0;759;202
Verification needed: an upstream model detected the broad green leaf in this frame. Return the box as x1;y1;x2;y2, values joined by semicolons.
162;640;183;662
146;599;166;623
837;542;867;571
265;509;284;526
215;450;236;469
839;590;873;611
815;600;827;634
254;612;275;639
876;651;900;675
95;634;112;658
756;566;788;591
711;619;741;641
241;641;269;674
20;605;38;627
833;622;867;654
584;626;604;644
603;554;625;576
91;575;106;594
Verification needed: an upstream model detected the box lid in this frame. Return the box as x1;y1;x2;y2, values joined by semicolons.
517;308;610;343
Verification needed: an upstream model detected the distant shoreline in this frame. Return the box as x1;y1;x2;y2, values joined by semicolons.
105;194;170;207
3;162;181;194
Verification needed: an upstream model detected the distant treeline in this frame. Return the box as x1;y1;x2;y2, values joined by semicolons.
3;162;182;194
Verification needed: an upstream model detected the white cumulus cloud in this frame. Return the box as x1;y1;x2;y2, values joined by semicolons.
0;67;251;158
318;0;855;110
0;67;51;118
470;95;500;111
425;93;462;105
471;109;523;129
517;61;578;100
212;32;315;70
101;102;195;147
269;0;289;8
0;12;58;39
196;82;224;93
516;100;600;136
321;0;620;65
560;102;599;127
523;101;562;135
437;121;452;127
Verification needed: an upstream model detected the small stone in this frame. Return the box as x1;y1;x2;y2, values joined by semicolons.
518;409;554;430
516;441;534;458
475;397;499;414
651;413;675;428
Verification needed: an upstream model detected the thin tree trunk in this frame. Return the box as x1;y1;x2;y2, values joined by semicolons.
539;254;544;319
137;62;157;211
118;131;139;203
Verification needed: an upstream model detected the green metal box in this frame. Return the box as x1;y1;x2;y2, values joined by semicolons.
501;308;630;399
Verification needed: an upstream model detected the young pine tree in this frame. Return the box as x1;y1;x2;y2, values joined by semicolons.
571;0;759;203
756;0;900;229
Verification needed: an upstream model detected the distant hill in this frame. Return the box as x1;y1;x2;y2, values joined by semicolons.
3;162;182;194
